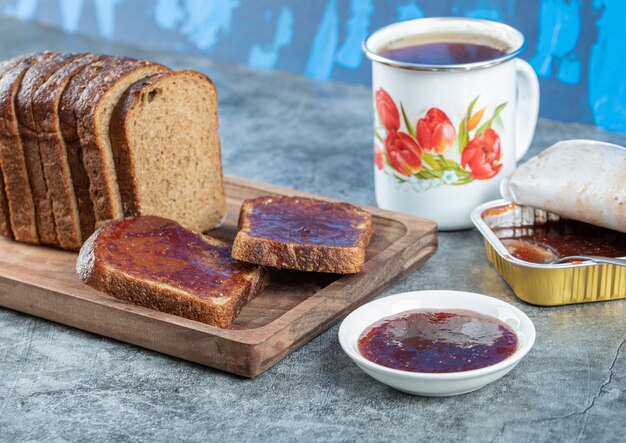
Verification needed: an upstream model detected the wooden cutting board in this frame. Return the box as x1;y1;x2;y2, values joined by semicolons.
0;176;437;377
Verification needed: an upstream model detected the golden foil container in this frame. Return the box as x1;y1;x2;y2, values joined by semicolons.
471;200;626;306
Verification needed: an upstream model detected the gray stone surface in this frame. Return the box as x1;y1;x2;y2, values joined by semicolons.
1;19;625;442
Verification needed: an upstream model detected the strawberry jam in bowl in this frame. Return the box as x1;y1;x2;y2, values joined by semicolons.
358;309;518;373
338;290;535;396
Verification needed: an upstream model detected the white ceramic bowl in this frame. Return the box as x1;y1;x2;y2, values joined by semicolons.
338;290;536;396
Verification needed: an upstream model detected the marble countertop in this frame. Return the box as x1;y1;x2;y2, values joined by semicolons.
1;19;625;442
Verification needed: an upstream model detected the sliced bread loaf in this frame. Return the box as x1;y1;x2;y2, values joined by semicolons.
76;215;269;328
73;59;170;227
109;70;226;232
17;52;84;246
232;196;373;273
0;52;56;243
33;53;102;250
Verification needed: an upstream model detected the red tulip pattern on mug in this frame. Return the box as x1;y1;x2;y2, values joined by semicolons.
374;88;507;189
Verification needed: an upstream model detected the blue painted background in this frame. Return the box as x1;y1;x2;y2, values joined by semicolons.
2;0;625;132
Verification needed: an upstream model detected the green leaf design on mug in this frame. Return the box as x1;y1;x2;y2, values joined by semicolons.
416;169;441;180
458;96;480;154
476;102;508;135
421;152;441;170
400;103;416;138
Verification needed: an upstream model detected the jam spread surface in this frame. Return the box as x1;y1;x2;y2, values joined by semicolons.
94;216;249;297
495;219;626;264
358;309;518;373
247;197;368;247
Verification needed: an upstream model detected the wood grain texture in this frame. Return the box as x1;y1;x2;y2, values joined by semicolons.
0;176;437;377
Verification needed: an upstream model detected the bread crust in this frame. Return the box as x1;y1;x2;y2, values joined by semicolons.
0;173;11;238
232;196;373;273
74;61;170;226
76;216;269;328
33;53;101;249
59;56;140;139
0;53;36;239
17;52;83;246
17;53;78;130
0;53;56;243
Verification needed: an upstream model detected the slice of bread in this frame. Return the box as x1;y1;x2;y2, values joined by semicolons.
74;60;170;227
17;52;83;246
232;196;373;274
76;215;269;328
109;70;226;233
59;56;168;235
33;53;103;250
59;56;140;240
0;54;36;239
0;52;56;243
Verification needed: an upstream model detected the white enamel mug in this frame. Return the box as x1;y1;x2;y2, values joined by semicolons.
364;18;539;230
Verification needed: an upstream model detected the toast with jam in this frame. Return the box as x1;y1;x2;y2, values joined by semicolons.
232;196;373;274
76;215;269;328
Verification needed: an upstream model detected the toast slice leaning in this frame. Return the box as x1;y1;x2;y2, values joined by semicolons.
77;215;269;328
73;59;170;227
16;52;84;246
0;52;57;243
232;196;373;274
33;53;103;250
109;70;226;233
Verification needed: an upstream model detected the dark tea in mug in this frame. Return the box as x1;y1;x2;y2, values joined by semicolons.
380;41;507;65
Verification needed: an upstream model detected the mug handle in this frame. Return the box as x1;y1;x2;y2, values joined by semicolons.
514;59;540;161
